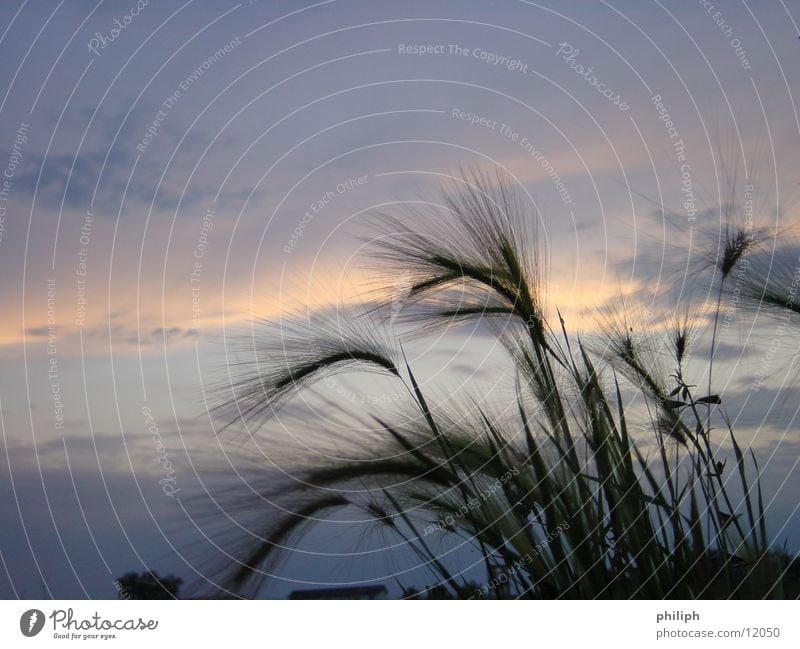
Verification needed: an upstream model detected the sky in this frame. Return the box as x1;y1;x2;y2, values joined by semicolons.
1;0;800;598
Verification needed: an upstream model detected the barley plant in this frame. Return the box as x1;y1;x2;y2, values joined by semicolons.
207;170;796;599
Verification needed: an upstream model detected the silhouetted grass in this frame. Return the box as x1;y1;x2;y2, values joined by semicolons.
208;171;793;599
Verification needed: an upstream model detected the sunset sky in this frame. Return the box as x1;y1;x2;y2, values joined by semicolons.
1;0;799;598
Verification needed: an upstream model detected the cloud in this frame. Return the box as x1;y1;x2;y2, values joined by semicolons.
14;148;127;211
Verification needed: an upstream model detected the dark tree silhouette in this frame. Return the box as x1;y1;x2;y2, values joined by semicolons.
116;571;182;599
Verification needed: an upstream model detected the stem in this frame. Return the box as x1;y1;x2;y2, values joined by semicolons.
707;278;726;434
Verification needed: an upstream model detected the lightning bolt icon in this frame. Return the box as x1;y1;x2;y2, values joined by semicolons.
28;611;38;632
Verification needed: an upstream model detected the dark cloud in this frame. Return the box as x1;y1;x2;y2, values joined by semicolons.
0;444;198;598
